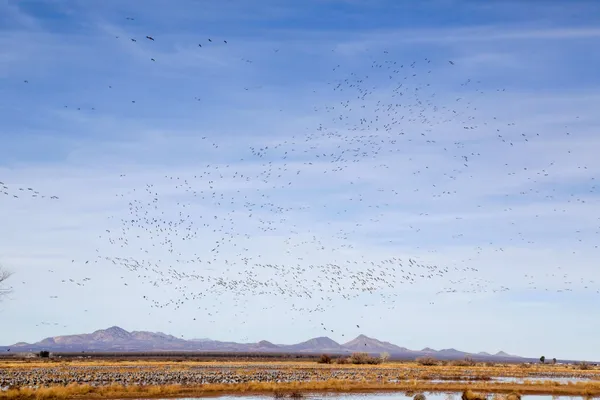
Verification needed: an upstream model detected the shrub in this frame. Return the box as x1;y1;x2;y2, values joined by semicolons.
506;392;521;400
349;352;382;365
449;357;476;367
335;357;350;364
463;356;476;366
493;393;521;400
318;354;332;364
462;390;487;400
380;351;391;363
39;350;50;358
578;361;591;370
414;393;427;400
416;356;438;366
350;352;369;364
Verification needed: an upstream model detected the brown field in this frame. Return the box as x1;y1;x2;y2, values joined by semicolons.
1;358;599;400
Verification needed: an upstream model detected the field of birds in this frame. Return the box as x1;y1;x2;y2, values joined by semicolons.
2;358;600;399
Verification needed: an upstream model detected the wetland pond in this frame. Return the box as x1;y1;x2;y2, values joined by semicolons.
492;377;597;384
422;377;597;384
154;393;598;400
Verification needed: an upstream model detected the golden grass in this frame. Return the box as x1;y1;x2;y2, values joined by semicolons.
1;359;597;375
1;359;599;400
2;380;600;400
4;361;598;384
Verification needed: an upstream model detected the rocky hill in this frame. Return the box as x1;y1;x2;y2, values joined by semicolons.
1;326;526;361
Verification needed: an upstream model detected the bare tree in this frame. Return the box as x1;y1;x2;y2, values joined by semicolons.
0;265;12;299
380;352;390;363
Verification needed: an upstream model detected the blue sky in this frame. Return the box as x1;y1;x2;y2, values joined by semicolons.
1;0;600;361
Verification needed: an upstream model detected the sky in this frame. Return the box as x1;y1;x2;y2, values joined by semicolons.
1;0;600;361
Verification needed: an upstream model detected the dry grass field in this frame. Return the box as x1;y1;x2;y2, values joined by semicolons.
1;358;599;399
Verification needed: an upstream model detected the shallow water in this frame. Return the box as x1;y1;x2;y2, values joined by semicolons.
169;393;594;400
422;377;596;384
493;377;596;384
302;395;586;400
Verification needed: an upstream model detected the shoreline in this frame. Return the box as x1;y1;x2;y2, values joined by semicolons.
2;380;600;400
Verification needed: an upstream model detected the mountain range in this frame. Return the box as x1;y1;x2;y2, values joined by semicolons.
1;326;527;361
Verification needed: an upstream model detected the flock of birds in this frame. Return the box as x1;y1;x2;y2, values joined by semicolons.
1;182;58;200
2;14;599;337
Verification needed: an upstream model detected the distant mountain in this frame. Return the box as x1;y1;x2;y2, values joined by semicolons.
17;326;190;352
343;334;411;354
436;348;468;358
256;340;280;350
190;338;213;342
287;336;345;353
0;326;527;361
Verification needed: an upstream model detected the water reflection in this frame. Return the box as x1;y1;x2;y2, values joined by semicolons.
171;394;594;400
493;377;595;384
422;377;595;384
304;394;589;400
